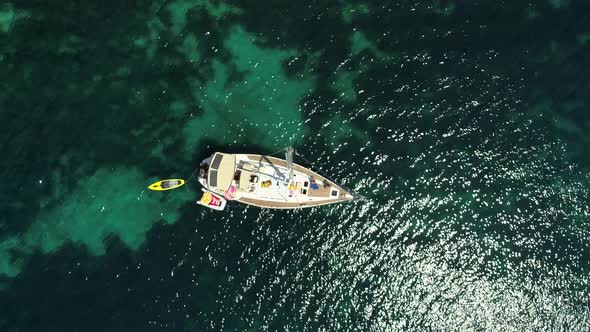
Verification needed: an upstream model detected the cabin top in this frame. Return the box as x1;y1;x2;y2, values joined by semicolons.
207;153;235;191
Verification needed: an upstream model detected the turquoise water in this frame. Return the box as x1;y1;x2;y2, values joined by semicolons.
1;1;590;331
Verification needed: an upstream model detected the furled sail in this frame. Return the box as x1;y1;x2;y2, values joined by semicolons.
285;147;294;183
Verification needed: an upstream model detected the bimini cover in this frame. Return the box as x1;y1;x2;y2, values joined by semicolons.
208;153;235;191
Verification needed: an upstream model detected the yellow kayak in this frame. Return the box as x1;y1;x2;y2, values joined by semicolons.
148;179;185;191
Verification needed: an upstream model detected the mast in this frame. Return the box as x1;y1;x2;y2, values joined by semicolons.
285;147;294;183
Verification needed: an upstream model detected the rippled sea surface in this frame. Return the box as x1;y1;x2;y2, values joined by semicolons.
1;1;590;331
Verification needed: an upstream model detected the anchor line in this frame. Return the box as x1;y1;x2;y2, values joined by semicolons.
183;165;201;193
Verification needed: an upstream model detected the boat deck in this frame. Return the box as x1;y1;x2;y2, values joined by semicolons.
200;152;354;209
235;154;353;209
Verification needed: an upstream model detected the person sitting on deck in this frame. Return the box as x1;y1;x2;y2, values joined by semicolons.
309;177;320;190
199;163;209;179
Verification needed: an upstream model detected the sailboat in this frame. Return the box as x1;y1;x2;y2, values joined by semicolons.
196;148;356;210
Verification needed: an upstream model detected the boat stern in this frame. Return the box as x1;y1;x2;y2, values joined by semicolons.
198;154;213;187
197;152;236;193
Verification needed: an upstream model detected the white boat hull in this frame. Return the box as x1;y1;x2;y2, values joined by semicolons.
198;152;354;209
